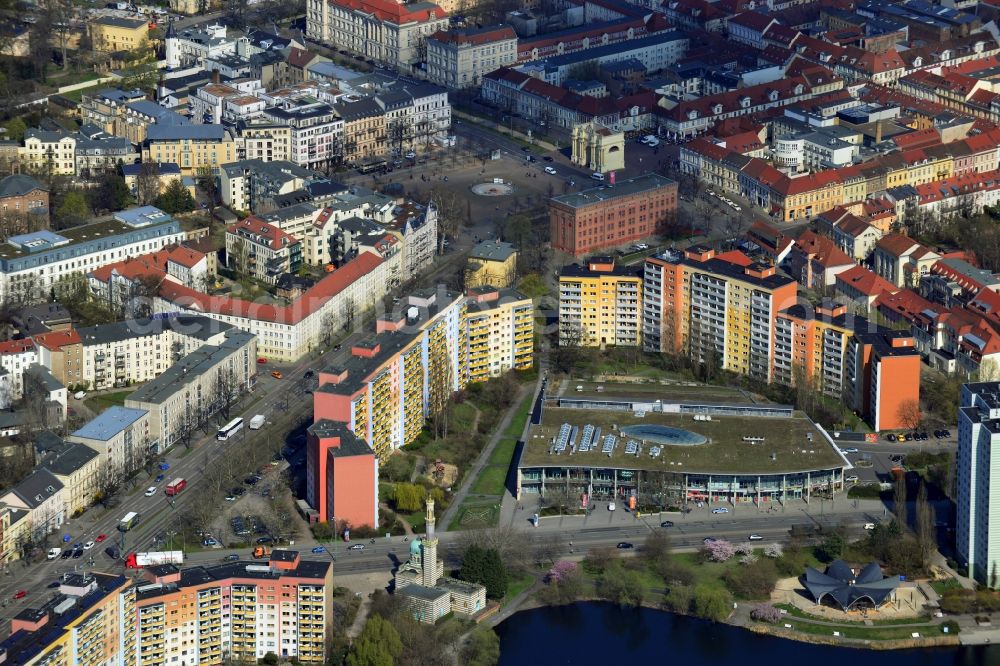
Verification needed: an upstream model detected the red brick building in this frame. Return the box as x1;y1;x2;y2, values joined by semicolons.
549;173;678;257
0;174;48;222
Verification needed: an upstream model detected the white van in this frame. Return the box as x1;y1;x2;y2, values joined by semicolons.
47;547;61;560
643;135;660;147
591;172;605;181
73;391;86;400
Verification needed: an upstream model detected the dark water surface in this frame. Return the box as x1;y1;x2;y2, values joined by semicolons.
496;602;1000;665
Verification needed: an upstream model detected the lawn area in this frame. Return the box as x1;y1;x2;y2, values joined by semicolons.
490;438;518;466
774;604;930;626
779;618;945;640
85;390;134;414
405;509;426;533
672;552;736;594
930;578;964;595
447;501;499;531
471;465;508;495
503;573;535;606
452;402;478;433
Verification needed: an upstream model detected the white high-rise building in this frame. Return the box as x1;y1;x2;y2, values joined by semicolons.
957;381;1000;586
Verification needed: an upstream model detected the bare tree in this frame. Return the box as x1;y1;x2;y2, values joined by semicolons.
897;399;923;432
196;165;219;221
427;187;463;255
915;480;936;562
94;461;125;508
427;343;453;440
136;162;162;206
213;366;243;422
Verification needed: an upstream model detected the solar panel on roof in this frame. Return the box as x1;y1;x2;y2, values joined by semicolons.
602;434;617;454
624;440;639;455
554;423;571;452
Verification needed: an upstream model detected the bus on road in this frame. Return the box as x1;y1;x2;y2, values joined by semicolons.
217;417;244;441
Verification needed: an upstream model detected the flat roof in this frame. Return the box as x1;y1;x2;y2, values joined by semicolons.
521;405;844;475
555;379;771;405
552;173;676;209
70;406;147;441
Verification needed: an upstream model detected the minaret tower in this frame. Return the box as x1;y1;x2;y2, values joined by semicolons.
421;495;438;587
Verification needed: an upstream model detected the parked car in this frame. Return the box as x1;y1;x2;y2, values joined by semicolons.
257;358;267;364
61;549;72;559
83;541;94;550
202;538;218;547
543;156;554;162
711;507;729;514
660;520;674;528
616;542;634;549
155;474;165;482
224;554;240;561
12;590;27;600
312;546;327;554
845;475;859;483
271;370;283;379
885;433;897;442
348;544;365;551
47;548;61;560
864;523;877;530
840;447;859;454
608;502;616;511
544;166;557;175
304;370;315;379
105;546;120;559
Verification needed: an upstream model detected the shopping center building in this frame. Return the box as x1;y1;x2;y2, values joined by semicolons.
514;381;850;507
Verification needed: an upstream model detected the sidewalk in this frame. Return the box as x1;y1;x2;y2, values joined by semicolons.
440;383;534;529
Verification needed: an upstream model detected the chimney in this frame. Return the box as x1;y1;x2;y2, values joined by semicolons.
211;69;221;84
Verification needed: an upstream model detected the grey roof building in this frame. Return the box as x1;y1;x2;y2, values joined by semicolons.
0;175;46;198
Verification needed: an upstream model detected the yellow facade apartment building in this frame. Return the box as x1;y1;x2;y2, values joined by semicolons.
142;125;237;175
559;257;642;347
465;286;533;383
465;240;518;289
89;16;149;53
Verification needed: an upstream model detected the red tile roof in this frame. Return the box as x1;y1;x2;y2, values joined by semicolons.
227;217;299;251
328;0;445;23
874;289;938;323
728;11;777;33
158;251;383;326
793;230;854;268
32;330;82;351
0;339;35;355
875;233;921;257
431;25;515;46
836;265;898;297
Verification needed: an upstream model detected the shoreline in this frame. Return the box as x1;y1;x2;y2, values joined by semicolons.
494;594;963;651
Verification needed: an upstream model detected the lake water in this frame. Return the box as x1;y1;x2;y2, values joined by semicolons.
496;602;1000;666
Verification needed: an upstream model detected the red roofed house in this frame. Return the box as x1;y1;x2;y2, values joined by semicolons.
828;213;884;262
787;230;855;289
308;0;448;69
874;289;939;329
157;250;391;361
31;330;83;390
835;265;899;311
872;233;941;287
426;25;518;88
226;217;302;285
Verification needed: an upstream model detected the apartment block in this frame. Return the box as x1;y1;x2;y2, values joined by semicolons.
306;421;378;529
0;557;332;664
957;381;1000;586
67;405;151;473
0;573;135;664
549;173;678;257
559;257;642;348
74;316;237;392
846;329;921;431
125;328;257;449
226;217;303;285
0;174;48;222
464;287;533;384
142;125;238;175
642;247;797;382
33;431;101;520
312;289;466;463
426;25;518;89
773;302;865;399
0;468;64;559
308;286;533;525
238;120;293;162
